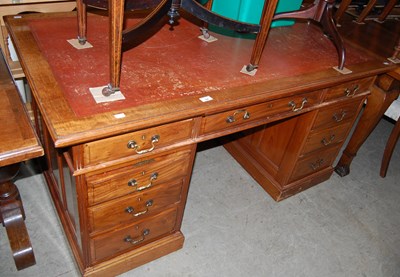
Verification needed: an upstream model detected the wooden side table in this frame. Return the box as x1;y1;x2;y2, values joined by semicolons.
0;49;43;270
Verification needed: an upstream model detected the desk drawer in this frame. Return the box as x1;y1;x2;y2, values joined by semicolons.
312;98;363;130
201;91;322;135
301;122;351;155
91;208;177;262
88;180;182;233
87;147;192;205
324;77;373;101
83;119;194;166
289;146;339;183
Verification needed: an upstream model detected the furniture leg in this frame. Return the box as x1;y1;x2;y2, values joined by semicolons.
102;0;125;96
0;163;36;270
320;1;345;70
273;0;345;70
376;0;397;22
334;0;352;25
335;83;399;176
380;117;400;177
246;0;279;72
390;37;400;61
76;0;87;44
200;0;214;39
355;0;378;24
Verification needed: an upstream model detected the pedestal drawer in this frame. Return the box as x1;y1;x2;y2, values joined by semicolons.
312;98;362;130
289;146;339;183
301;122;351;155
88;180;183;233
83;119;194;166
91;208;178;262
201;90;322;135
86;147;192;205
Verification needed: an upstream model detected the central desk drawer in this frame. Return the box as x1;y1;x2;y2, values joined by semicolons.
91;208;178;262
86;148;192;205
88;180;183;233
83;119;194;166
201;91;322;135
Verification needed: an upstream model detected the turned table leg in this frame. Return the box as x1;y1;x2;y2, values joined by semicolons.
355;0;378;24
335;81;400;177
334;0;352;25
0;163;36;270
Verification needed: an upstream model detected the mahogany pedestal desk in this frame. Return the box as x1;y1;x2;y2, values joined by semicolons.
5;11;397;276
0;49;43;270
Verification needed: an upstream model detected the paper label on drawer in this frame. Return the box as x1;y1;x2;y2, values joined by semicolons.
90;86;126;103
67;39;93;49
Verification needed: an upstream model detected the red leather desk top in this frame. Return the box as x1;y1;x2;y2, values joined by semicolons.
28;14;371;117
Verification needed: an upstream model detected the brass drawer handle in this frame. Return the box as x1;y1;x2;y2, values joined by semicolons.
124;229;150;245
127;135;160;154
321;134;335;146
128;172;158;191
344;84;359;97
226;109;250;123
288;98;308;112
310;159;324;170
125;200;153;217
332;111;346;122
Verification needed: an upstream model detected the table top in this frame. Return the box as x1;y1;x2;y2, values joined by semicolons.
4;11;397;148
0;49;43;167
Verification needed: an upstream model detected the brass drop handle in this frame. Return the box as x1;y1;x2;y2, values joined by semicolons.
128;172;158;191
125;200;154;217
288;98;308;112
310;159;324;170
333;111;346;122
226;109;250;123
344;84;359;97
127;135;160;154
321;134;335;146
124;229;150;245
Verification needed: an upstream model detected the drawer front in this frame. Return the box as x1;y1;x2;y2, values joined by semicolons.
89;180;182;233
83;119;194;166
289;147;339;183
201;91;322;135
324;77;373;102
91;208;177;262
312;98;363;131
301;122;351;155
87;148;191;205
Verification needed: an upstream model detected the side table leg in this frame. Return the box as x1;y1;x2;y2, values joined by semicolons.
335;83;399;176
0;164;36;270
